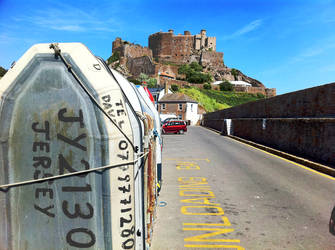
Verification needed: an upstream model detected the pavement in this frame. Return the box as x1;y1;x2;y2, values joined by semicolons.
151;126;335;250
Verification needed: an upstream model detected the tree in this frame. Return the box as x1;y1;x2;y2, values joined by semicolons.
127;78;142;85
203;83;211;90
257;93;265;98
147;78;157;88
171;84;179;92
231;68;238;81
139;73;149;83
178;63;212;84
189;62;203;72
219;80;233;91
178;64;190;75
107;51;120;65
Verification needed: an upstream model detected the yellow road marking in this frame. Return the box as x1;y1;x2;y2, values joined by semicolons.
185;244;244;249
177;169;243;248
228;137;335;181
200;126;335;181
181;205;225;215
165;158;210;162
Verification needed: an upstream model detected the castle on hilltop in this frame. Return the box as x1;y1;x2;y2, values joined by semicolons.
110;29;276;97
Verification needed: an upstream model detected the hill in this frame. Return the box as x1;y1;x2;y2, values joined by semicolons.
108;29;275;95
179;87;265;112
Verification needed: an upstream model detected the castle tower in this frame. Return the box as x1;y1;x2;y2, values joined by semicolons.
200;29;207;49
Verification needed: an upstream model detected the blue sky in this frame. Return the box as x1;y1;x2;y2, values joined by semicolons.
0;0;334;95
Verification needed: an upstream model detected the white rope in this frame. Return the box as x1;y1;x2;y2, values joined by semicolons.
0;152;148;191
49;43;137;153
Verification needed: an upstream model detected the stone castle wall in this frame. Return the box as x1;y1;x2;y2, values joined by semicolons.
200;51;224;68
127;56;156;77
203;82;335;166
110;31;274;95
159;77;189;88
149;32;174;60
112;38;152;59
148;30;219;65
171;34;194;64
125;45;152;59
232;86;276;97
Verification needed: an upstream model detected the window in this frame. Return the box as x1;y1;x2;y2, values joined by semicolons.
178;103;183;110
178;115;182;119
191;104;193;112
161;103;166;110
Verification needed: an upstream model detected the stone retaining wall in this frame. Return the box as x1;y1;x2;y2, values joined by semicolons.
203;82;335;166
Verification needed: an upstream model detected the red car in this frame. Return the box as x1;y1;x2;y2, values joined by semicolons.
162;120;187;134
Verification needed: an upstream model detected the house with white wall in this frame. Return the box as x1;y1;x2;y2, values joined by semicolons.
158;93;200;125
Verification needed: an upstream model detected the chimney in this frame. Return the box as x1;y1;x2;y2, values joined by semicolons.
164;83;168;94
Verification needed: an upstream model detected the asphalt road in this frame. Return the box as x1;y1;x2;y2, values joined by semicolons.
151;126;335;250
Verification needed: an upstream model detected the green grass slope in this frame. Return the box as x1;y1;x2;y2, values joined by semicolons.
180;87;265;112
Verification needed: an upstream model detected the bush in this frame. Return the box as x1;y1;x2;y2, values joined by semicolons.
189;62;203;72
147;78;157;88
171;84;179;92
139;73;149;83
178;62;211;84
107;51;120;65
219;81;233;91
203;83;211;90
257;93;265;98
231;68;238;80
128;78;141;85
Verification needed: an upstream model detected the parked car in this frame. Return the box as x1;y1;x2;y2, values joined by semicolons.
161;117;180;126
162;120;187;134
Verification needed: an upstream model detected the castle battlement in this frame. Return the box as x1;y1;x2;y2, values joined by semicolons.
148;29;218;64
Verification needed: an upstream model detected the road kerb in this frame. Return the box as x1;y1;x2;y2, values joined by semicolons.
201;125;335;178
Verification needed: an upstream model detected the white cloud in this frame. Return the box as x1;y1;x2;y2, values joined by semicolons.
50;25;85;32
223;19;263;40
13;4;120;33
290;42;335;63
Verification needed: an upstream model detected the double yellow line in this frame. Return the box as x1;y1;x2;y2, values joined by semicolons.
203;126;335;181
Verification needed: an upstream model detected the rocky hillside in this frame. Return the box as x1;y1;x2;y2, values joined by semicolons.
208;67;265;88
107;32;268;89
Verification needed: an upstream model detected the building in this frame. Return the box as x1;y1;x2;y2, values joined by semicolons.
110;30;275;96
229;81;252;87
158;93;200;125
148;87;172;109
148;29;223;66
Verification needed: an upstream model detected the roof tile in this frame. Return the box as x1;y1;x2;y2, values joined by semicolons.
158;93;197;103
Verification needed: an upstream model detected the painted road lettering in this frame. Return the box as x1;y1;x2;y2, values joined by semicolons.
176;161;200;170
177;161;244;249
